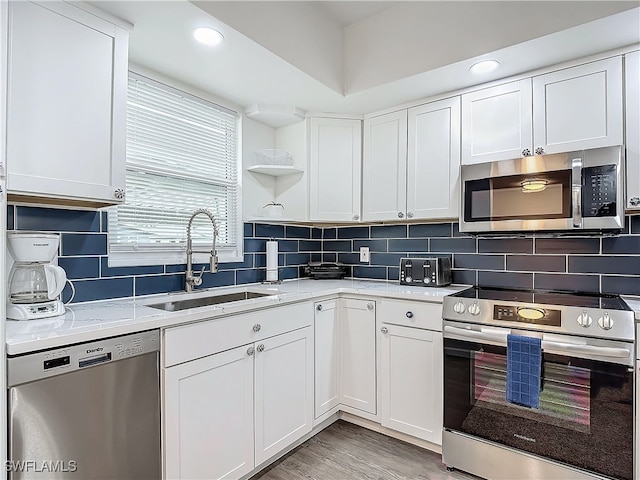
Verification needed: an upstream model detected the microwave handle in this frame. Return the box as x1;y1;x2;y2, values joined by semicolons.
571;157;583;228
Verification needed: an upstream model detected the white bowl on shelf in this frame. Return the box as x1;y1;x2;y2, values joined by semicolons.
255;149;293;166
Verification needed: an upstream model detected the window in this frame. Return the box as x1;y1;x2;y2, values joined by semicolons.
108;72;242;267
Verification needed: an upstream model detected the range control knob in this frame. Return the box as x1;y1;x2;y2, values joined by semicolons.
423;277;430;284
453;301;466;314
577;310;592;328
597;312;614;330
405;276;413;283
468;303;481;316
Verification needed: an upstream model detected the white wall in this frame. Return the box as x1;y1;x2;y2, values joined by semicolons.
343;1;635;95
242;117;277;220
194;1;344;95
275;121;308;221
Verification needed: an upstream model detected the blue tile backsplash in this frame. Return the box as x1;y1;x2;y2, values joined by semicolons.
7;205;640;302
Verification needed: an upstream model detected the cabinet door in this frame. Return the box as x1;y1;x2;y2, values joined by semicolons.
379;324;443;445
164;345;254;480
625;51;640;210
254;326;313;466
461;79;532;164
407;97;461;220
309;118;362;222
340;299;376;415
362;110;408;221
533;56;623;155
6;1;127;205
314;300;340;419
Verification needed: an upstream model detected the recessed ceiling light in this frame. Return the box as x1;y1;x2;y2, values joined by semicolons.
193;27;224;47
470;60;500;75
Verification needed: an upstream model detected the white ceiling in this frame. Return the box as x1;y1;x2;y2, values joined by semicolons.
88;1;640;121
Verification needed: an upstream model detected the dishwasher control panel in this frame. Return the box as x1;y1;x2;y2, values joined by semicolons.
7;330;160;387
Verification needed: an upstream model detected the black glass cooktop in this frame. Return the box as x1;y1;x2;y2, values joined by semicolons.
450;287;631;311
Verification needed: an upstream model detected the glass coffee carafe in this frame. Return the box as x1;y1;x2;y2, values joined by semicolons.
8;262;67;304
6;232;68;320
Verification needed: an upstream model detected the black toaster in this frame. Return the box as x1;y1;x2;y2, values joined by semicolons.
399;257;452;287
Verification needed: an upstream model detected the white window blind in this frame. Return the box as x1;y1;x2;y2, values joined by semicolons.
108;73;242;267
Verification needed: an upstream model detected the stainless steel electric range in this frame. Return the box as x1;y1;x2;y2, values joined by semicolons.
442;288;635;480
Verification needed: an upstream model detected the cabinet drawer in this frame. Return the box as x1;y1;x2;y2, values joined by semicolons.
378;298;442;331
164;302;312;367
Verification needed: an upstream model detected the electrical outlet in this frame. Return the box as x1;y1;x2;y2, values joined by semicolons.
359;246;370;262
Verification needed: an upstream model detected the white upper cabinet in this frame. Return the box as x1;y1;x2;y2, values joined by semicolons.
461;79;532;165
624;50;640;210
6;1;128;206
532;56;623;155
461;56;623;165
407;97;461;220
309;117;362;222
362;110;408;221
362;97;460;222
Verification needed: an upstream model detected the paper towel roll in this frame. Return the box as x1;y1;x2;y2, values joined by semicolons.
266;240;278;282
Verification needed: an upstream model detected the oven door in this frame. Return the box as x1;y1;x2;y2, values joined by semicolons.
443;322;634;480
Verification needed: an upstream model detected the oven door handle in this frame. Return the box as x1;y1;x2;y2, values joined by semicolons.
443;325;508;344
541;340;630;359
444;326;631;360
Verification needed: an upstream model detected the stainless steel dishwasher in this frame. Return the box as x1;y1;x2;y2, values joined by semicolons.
7;330;161;480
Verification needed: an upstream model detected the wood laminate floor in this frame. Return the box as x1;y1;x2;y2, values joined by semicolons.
251;420;479;480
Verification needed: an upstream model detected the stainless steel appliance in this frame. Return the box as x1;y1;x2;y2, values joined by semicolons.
442;288;635;480
459;145;625;233
305;262;348;280
636;323;640;480
8;330;161;479
399;257;451;287
6;233;68;320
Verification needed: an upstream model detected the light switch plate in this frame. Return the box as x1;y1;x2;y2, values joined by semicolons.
359;246;370;262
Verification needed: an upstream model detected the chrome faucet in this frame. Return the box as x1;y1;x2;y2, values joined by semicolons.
185;208;218;293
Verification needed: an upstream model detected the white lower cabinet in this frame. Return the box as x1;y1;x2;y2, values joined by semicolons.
314;299;340;418
254;327;314;465
314;298;377;421
340;298;377;415
377;299;444;445
379;324;443;444
163;303;313;480
164;345;255;480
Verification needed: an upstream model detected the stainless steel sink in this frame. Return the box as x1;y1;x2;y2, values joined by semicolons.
148;291;273;312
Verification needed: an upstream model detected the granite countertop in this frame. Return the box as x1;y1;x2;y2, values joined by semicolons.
6;278;468;355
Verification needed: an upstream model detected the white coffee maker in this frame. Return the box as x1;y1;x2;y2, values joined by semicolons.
7;232;68;320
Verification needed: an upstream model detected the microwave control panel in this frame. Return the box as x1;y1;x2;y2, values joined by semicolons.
582;164;617;217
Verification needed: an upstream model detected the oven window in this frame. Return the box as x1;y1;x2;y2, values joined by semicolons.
444;338;633;480
464;170;572;223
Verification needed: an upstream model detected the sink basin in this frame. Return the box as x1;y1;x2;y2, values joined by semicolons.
148;291;273;312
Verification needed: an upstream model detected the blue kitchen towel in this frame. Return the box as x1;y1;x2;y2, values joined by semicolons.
506;334;542;409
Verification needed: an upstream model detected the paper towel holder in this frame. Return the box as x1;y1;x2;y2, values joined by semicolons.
263;238;282;284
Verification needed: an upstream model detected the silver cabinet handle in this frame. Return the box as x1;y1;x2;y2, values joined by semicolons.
353;214;360;221
367;303;374;310
114;188;125;200
406;311;414;318
252;323;261;332
407;212;414;218
247;346;255;356
316;304;323;311
380;326;388;334
257;344;265;353
629;197;640;206
535;147;545;155
397;212;404;218
522;149;531;157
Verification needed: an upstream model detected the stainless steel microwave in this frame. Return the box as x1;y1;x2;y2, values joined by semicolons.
459;145;625;233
